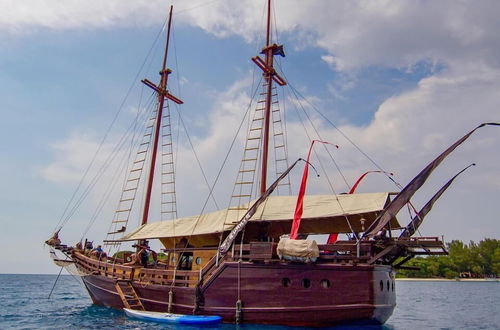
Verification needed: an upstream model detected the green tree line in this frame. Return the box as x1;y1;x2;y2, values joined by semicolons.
397;238;500;279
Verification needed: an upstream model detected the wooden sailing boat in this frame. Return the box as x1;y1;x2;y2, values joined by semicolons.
45;1;499;327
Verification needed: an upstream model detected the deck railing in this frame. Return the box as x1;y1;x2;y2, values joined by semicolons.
73;252;200;287
72;236;446;284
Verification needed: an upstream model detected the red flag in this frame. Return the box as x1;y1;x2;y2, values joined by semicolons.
290;140;337;239
326;233;338;244
325;170;393;243
349;170;393;194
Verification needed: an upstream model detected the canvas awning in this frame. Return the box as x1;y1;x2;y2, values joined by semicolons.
118;192;400;247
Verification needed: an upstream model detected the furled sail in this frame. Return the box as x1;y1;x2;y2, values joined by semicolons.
218;159;301;255
364;122;500;237
399;163;475;238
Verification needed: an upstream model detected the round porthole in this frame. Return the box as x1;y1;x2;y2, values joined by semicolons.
387;280;390;291
282;278;291;287
320;279;331;289
380;280;383;291
302;279;311;288
195;257;202;265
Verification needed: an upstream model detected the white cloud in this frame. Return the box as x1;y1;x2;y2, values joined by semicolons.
4;1;500;72
40;77;255;217
0;0;160;32
40;133;112;183
176;0;500;73
35;0;500;244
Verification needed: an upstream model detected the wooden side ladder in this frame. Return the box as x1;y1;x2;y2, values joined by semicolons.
115;280;145;310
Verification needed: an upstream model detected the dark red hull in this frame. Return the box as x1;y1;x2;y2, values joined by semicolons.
81;261;395;327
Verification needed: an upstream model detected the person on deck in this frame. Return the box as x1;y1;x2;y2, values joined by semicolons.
91;245;107;261
136;241;158;268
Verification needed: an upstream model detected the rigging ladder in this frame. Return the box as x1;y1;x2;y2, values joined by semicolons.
115;280;145;310
104;108;157;247
160;102;178;221
269;83;291;196
227;81;290;219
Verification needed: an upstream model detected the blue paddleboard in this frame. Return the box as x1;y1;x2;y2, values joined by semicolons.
124;308;222;325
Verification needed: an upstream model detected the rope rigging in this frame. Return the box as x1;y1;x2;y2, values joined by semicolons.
52;0;435;252
52;14;171;235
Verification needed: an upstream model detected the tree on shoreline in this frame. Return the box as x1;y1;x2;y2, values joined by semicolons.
396;238;500;278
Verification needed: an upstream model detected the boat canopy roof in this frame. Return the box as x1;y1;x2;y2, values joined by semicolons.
118;192;401;247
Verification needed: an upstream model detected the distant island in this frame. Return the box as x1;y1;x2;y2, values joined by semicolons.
396;238;499;279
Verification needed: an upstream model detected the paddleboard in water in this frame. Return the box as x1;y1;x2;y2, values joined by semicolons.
123;308;222;325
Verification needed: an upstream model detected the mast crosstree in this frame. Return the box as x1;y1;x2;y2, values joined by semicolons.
228;0;289;215
253;0;287;196
140;5;182;226
105;5;182;248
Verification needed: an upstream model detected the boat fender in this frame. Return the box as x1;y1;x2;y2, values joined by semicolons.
194;283;204;313
235;299;242;324
168;290;174;313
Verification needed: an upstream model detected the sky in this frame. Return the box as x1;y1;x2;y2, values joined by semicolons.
0;0;499;274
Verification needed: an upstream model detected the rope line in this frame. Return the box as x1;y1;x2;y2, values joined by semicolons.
53;15;170;234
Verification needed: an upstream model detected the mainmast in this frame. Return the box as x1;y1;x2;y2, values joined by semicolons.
140;6;183;226
252;0;286;196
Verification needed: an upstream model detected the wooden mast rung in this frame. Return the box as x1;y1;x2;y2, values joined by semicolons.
239;169;255;173
115;281;145;311
115;209;132;213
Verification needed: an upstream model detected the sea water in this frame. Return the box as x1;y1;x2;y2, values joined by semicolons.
0;274;498;329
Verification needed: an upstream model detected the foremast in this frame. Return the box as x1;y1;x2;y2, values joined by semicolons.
140;6;183;226
252;0;287;196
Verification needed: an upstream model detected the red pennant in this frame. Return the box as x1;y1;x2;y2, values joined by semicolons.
290;140;337;239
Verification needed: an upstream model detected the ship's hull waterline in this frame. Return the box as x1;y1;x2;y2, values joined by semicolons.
80;261;395;327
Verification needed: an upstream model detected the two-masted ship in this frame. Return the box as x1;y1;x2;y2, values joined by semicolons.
45;1;498;327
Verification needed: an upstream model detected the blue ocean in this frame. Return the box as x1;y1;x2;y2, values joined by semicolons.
0;274;498;329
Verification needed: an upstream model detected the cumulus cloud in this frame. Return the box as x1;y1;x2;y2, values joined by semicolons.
35;0;500;242
40;133;113;183
4;1;500;71
0;0;159;32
